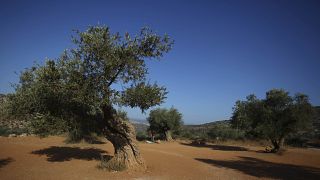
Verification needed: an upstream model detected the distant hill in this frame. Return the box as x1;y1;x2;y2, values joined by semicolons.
130;118;149;125
130;118;149;133
184;120;230;130
130;118;232;133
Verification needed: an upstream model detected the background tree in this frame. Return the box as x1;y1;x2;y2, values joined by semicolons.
6;25;173;170
147;107;183;141
231;89;313;152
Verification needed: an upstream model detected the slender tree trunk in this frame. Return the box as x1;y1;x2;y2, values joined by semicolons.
279;137;285;147
270;137;284;153
271;140;280;152
101;106;145;171
165;130;173;141
151;131;155;142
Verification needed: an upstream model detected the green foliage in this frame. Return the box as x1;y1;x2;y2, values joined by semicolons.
180;128;208;140
136;131;148;141
4;25;173;140
114;110;129;121
71;25;172;111
207;125;245;140
180;120;245;142
285;132;311;147
29;113;67;137
0;94;6;118
0;126;12;136
311;106;320;139
121;83;167;112
147;107;183;139
231;89;313;151
0;126;28;136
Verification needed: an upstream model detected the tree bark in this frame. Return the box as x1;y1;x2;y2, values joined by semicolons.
270;137;284;153
150;131;155;142
271;140;280;152
101;106;145;171
165;130;173;141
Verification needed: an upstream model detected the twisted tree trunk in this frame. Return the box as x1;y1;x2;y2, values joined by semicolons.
101;106;145;171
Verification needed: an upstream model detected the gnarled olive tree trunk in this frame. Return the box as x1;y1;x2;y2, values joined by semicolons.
165;130;173;141
270;137;285;153
102;106;145;171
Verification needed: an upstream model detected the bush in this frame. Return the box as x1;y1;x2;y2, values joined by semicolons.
207;126;245;140
0;126;28;136
28;113;67;137
179;128;209;140
179;129;193;139
179;122;245;142
0;126;10;136
285;136;309;147
285;131;314;147
136;131;148;141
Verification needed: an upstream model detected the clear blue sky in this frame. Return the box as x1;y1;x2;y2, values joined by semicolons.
1;0;319;124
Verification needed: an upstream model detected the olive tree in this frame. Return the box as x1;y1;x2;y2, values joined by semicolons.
147;107;183;141
231;89;313;152
8;25;173;170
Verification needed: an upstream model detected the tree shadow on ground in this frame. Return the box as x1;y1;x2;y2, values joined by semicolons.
180;142;248;151
31;146;111;162
0;157;14;169
196;156;320;179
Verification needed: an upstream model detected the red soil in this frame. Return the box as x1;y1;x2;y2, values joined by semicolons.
1;136;320;179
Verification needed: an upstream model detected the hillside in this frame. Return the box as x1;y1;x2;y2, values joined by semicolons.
184;120;230;130
130;119;149;133
131;119;232;134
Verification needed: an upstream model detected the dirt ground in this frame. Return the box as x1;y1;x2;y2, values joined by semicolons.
0;136;320;180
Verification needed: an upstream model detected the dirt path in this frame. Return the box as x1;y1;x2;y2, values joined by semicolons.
1;136;320;179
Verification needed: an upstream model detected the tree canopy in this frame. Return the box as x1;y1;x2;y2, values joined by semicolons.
231;89;313;152
6;26;173;138
4;25;174;170
147;107;183;141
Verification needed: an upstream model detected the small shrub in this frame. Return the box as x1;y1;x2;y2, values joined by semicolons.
9;127;28;135
208;127;245;140
0;125;28;136
66;128;85;143
99;156;126;171
179;128;209;141
179;129;193;139
0;126;10;136
136;131;148;141
286;137;308;147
